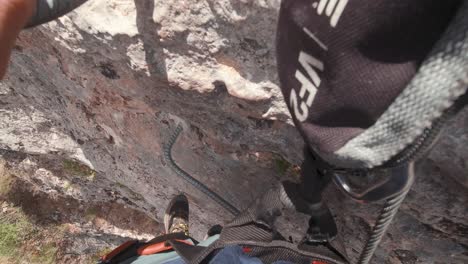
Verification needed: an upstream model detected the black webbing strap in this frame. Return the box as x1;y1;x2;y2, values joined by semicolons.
172;183;349;264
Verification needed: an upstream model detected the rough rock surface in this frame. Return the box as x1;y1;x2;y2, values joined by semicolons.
0;1;466;263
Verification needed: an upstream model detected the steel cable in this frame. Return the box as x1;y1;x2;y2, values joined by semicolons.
163;125;240;216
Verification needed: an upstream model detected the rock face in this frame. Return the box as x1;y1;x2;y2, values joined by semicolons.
0;1;466;263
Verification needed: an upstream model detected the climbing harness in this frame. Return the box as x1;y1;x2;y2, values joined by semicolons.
164;124;415;264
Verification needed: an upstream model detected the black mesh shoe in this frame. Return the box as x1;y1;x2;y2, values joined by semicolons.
164;194;189;235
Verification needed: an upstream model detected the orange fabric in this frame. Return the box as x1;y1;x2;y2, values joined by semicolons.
102;240;138;261
242;247;253;253
137;239;193;256
311;260;328;264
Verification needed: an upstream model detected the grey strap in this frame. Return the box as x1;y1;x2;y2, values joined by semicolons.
334;1;468;168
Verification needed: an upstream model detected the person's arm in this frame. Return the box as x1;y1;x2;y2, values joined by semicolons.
0;0;36;79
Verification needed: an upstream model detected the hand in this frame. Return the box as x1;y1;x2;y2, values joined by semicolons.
0;0;36;79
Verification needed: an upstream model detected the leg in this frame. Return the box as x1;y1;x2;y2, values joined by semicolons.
299;147;337;243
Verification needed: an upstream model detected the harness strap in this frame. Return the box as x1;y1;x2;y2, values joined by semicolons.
172;183;349;264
